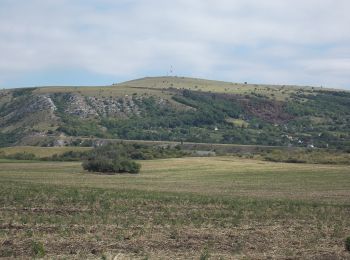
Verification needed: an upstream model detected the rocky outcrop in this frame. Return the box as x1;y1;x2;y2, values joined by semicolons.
63;94;98;118
60;93;169;119
0;95;57;127
86;95;141;117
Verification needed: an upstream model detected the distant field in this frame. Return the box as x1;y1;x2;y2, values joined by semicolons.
121;76;316;100
35;85;173;99
0;146;91;158
0;157;349;259
34;76;319;101
0;143;292;158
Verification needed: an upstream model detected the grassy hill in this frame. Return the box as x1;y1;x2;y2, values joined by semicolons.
0;76;349;150
1;77;350;258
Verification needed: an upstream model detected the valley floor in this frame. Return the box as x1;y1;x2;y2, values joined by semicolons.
0;157;349;259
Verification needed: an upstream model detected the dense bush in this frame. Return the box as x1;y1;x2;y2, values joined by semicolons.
82;143;141;174
82;157;140;174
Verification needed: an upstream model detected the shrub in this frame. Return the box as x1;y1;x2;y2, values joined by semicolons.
82;157;140;174
82;143;141;174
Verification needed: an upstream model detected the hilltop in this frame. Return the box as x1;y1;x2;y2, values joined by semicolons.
0;76;349;150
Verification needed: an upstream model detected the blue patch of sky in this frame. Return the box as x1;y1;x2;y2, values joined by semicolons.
1;68;121;88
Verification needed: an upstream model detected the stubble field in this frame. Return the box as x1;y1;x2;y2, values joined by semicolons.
0;157;349;259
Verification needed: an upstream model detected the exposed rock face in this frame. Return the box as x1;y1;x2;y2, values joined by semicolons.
1;92;170;129
60;93;168;119
64;94;98;118
0;88;176;146
0;95;57;127
42;95;57;112
86;95;141;117
61;93;142;118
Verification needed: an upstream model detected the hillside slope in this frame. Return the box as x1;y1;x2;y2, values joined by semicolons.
0;77;349;150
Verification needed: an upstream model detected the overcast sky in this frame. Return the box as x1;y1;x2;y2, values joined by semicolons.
0;0;350;89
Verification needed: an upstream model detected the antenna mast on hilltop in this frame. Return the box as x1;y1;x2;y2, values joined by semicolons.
167;65;174;76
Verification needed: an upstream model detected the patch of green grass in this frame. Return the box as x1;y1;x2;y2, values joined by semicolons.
0;146;92;158
226;118;249;127
121;76;307;100
32;241;45;258
0;159;40;163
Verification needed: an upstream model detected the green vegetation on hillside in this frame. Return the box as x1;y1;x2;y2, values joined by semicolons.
1;77;349;150
99;89;350;149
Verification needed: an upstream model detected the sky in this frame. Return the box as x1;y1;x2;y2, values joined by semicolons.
0;0;350;89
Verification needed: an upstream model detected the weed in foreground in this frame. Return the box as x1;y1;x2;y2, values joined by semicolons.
32;241;45;258
345;236;350;252
200;247;210;260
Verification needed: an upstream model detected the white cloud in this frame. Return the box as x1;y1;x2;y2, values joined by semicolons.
0;0;349;88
